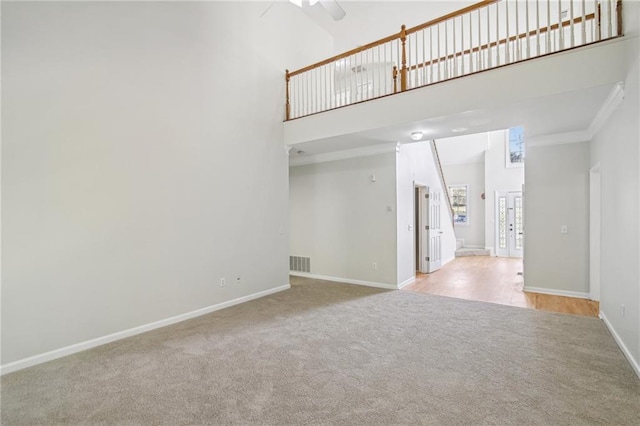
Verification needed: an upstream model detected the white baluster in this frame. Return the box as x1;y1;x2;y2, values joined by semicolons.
570;0;575;47
438;23;442;81
607;0;612;38
505;0;510;63
581;0;586;44
526;0;531;59
496;2;500;66
536;0;541;56
487;4;492;68
452;17;457;77
515;0;520;61
460;15;465;75
547;0;552;53
559;0;564;50
430;26;434;84
444;21;448;78
477;9;482;71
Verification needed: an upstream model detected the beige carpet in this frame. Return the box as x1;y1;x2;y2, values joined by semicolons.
2;276;639;425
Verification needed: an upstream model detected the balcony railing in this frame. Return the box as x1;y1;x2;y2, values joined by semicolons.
285;0;623;121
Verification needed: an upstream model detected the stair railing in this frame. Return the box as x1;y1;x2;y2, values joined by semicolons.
431;140;455;227
285;0;622;121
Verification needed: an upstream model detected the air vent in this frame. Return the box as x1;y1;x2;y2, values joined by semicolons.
290;256;311;273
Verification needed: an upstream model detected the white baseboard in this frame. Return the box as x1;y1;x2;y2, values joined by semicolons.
460;245;485;249
523;286;591;299
290;271;397;290
398;276;415;290
0;284;291;376
599;311;640;379
442;256;455;266
485;247;496;256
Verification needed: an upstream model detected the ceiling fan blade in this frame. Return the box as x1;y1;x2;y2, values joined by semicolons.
318;0;346;21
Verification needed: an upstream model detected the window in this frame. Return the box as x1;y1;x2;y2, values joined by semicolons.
507;126;525;166
448;185;468;225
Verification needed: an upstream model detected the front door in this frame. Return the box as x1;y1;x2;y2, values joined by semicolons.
496;191;524;258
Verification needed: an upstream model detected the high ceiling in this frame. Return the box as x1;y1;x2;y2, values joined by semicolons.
288;82;614;163
301;1;477;53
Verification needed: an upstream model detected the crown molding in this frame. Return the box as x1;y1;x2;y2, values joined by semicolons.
528;82;625;148
289;142;398;166
527;130;592;147
588;82;625;137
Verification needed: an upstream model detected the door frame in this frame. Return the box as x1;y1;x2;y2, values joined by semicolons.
589;163;601;301
414;182;428;274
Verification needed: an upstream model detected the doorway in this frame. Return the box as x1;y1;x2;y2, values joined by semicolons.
414;184;443;274
495;191;524;258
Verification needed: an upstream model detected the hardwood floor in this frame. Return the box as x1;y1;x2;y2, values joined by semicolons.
404;256;599;317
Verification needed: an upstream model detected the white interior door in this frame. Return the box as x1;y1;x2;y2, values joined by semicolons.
426;187;442;272
496;191;524;258
417;186;429;273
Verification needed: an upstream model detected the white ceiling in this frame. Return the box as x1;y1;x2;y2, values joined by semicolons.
288;83;614;161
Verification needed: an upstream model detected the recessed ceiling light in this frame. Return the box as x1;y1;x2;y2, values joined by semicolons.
410;131;423;141
451;127;468;133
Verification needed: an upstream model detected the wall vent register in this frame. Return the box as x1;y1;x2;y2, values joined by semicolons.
290;256;311;273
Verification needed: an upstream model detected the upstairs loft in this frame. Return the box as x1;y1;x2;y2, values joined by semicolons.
284;0;623;121
283;0;628;155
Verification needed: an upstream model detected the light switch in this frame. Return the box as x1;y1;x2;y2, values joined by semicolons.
561;225;568;234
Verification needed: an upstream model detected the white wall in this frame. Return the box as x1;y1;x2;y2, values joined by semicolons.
289;153;398;286
1;2;333;366
590;36;640;370
484;130;525;253
396;142;456;286
524;142;591;295
442;161;486;248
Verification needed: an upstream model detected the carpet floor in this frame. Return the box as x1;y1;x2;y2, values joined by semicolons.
2;276;639;425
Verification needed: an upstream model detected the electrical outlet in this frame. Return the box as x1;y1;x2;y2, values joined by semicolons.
561;225;568;234
220;277;226;287
372;262;377;270
621;304;625;317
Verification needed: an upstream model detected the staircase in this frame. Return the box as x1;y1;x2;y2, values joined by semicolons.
455;239;490;257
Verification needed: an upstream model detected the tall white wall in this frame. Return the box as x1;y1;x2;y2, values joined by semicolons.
524;142;591;295
1;2;333;366
442;161;486;248
590;36;640;371
396;142;456;286
289;153;398;286
484;130;525;253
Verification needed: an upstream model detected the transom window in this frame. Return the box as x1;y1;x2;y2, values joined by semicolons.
448;185;469;225
508;126;525;166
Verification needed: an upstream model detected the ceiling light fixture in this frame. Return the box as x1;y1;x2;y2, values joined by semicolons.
410;131;423;141
451;127;468;133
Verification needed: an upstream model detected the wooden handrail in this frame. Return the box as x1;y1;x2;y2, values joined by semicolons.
288;0;497;77
404;0;497;35
289;32;400;77
408;12;596;72
431;140;455;226
285;0;622;121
